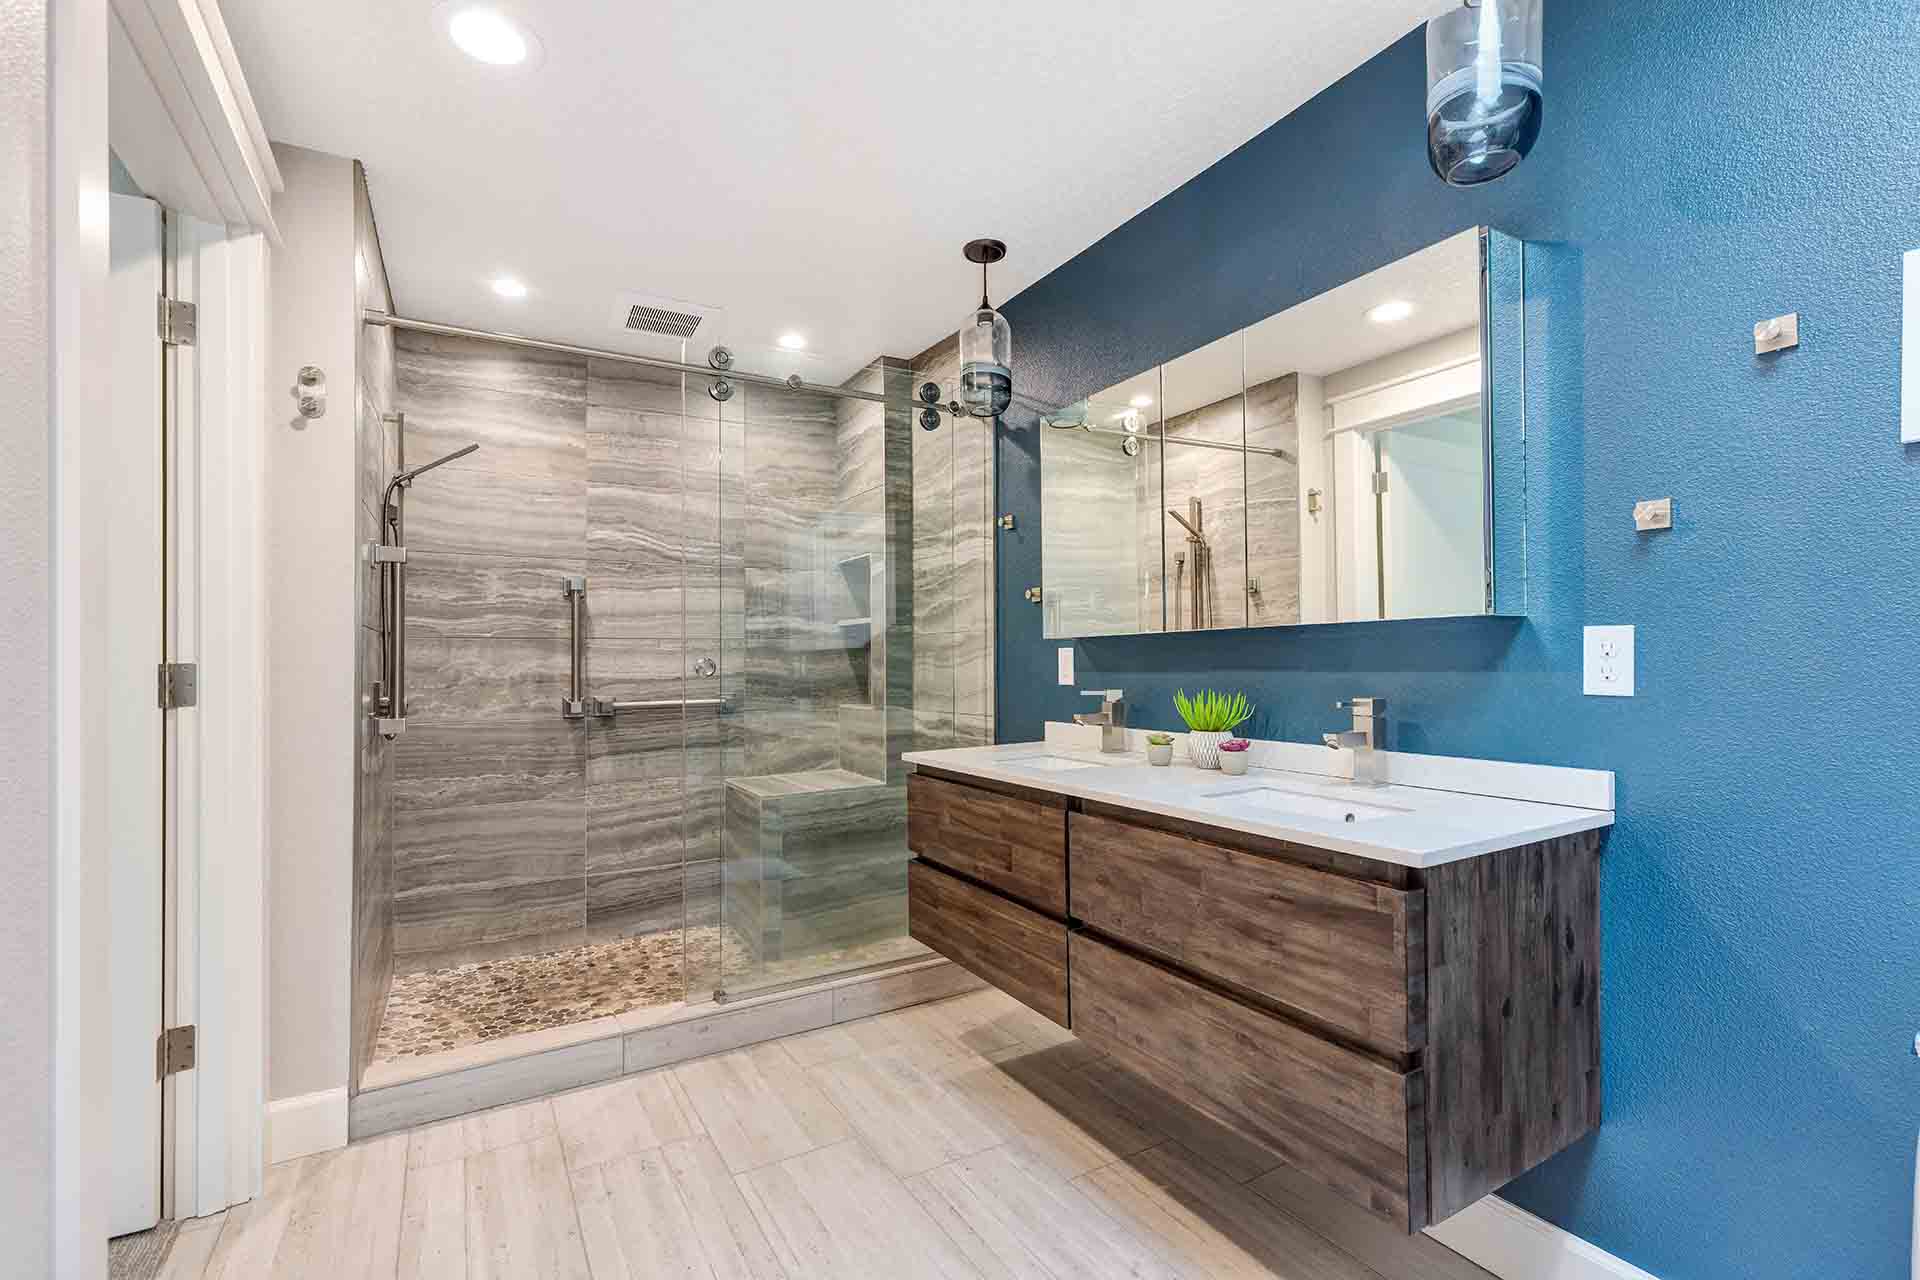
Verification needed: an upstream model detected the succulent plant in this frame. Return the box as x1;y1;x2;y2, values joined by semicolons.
1145;732;1174;746
1219;739;1252;753
1173;689;1254;733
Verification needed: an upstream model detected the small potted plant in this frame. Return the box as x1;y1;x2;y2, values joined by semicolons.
1174;689;1253;770
1145;732;1175;767
1218;738;1253;775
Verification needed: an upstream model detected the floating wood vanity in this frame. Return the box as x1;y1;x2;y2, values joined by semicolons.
902;739;1612;1233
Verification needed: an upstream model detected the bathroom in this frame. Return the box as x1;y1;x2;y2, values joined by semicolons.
10;0;1920;1278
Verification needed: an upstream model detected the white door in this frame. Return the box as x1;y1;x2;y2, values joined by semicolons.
108;193;166;1237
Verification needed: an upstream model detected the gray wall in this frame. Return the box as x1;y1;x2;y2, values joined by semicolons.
266;144;359;1106
350;161;397;1085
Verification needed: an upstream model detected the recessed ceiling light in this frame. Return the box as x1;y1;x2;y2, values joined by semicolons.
1367;299;1416;325
777;333;807;351
1129;394;1154;408
447;7;532;65
491;276;528;299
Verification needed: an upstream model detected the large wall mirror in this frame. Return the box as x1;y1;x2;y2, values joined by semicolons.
1039;226;1527;638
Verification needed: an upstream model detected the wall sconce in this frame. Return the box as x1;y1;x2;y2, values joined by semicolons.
1426;0;1543;187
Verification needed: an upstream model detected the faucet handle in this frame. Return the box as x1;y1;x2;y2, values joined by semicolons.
1079;689;1123;699
1336;697;1385;714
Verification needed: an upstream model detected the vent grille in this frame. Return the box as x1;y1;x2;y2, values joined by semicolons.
624;304;705;339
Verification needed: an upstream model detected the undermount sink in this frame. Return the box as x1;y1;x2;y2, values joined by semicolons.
1201;784;1408;825
997;753;1119;773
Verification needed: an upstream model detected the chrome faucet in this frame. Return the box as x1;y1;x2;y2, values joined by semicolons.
1074;689;1129;753
1323;697;1387;785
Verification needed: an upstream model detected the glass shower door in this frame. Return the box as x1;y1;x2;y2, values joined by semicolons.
712;359;932;1000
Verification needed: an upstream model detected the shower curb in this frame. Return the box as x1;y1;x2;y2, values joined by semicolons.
347;957;983;1141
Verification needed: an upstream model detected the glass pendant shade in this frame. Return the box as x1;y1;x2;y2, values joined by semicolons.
959;304;1013;418
1426;0;1543;188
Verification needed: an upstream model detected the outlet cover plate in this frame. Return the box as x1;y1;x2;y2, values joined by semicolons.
1583;625;1636;697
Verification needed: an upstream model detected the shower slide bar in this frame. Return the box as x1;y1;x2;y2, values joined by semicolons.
558;576;729;720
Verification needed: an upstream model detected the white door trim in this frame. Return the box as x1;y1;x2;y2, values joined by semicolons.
164;214;269;1220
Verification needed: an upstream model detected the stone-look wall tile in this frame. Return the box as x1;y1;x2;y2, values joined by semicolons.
407;551;576;638
394;721;584;811
585;403;684;637
682;858;724;995
950;713;992;748
838;705;885;779
834;365;886;505
952;628;992;719
393;876;585;962
583;864;686;943
911;452;954;636
584;637;688;876
405;634;572;724
913;629;954;714
587;358;689;414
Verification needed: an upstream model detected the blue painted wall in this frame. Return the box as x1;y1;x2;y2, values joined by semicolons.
991;4;1920;1276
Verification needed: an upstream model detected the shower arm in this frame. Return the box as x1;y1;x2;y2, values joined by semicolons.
371;439;480;739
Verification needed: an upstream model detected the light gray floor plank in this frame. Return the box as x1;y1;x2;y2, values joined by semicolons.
807;1040;1004;1177
572;1135;787;1279
1071;1058;1285;1184
397;1157;467;1280
1075;1142;1387;1280
154;1214;225;1280
550;1067;701;1171
908;1142;1186;1280
200;1157;315;1277
465;1134;591;1279
739;1138;983;1280
1249;1164;1497;1280
673;1040;851;1173
407;1095;557;1170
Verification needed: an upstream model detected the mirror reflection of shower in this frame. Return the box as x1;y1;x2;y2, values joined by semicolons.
1168;497;1212;630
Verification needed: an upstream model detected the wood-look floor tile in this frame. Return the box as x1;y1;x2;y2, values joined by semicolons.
775;1021;865;1069
397;1159;466;1280
738;1139;982;1280
907;1142;1185;1280
238;1135;407;1279
551;1067;702;1170
200;1156;315;1277
156;1212;226;1279
409;1096;557;1170
673;1040;851;1173
572;1136;787;1279
1073;1059;1285;1184
1249;1164;1496;1280
465;1134;591;1279
1075;1142;1386;1280
806;1039;1002;1178
940;1046;1153;1181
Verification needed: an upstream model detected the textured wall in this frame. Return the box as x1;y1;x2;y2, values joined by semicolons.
350;162;398;1085
993;4;1920;1277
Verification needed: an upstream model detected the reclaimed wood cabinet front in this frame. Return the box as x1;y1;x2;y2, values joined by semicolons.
904;766;1602;1232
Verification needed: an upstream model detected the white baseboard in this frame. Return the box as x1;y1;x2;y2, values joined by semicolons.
266;1087;348;1164
1425;1196;1659;1280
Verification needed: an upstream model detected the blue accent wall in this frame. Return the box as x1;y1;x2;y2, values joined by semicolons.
991;4;1920;1277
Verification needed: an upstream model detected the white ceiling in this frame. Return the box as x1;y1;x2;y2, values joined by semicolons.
222;0;1450;384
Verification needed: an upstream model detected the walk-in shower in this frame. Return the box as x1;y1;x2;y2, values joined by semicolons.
351;315;995;1072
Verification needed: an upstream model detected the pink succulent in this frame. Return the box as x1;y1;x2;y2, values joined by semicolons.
1218;739;1252;753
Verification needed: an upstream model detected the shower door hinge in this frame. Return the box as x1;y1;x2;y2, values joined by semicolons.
1371;471;1390;495
158;662;198;710
158;295;197;347
157;1025;196;1078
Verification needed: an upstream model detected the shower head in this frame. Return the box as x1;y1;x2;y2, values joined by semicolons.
395;442;479;485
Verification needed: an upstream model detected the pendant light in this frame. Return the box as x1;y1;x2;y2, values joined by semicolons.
957;239;1012;418
1426;0;1543;187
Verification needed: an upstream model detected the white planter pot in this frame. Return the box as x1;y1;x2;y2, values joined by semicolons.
1146;743;1174;766
1219;751;1250;776
1187;731;1231;769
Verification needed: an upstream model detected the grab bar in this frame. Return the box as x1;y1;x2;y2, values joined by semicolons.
590;697;728;716
560;576;588;718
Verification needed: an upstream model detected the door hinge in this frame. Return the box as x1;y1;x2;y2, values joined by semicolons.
158;295;197;347
158;662;198;709
1371;471;1390;495
157;1025;196;1078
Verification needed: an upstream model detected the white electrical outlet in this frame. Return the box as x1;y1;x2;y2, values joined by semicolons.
1057;647;1074;686
1583;625;1636;696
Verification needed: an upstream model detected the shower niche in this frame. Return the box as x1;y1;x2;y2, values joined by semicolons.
1038;227;1528;636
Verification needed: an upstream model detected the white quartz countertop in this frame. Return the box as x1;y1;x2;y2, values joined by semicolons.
902;729;1614;870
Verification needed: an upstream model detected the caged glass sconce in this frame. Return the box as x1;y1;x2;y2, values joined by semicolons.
1426;0;1543;187
957;239;1013;418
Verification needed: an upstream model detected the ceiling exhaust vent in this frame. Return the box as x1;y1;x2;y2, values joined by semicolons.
624;303;705;339
609;292;725;344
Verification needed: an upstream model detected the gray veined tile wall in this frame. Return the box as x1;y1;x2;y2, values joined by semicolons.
370;322;993;1032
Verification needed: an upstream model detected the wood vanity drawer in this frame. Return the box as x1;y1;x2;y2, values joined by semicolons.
908;860;1069;1026
908;773;1068;915
1069;811;1425;1053
1069;933;1425;1231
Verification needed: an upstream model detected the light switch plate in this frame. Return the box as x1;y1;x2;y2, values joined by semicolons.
1057;647;1074;686
1583;625;1635;697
